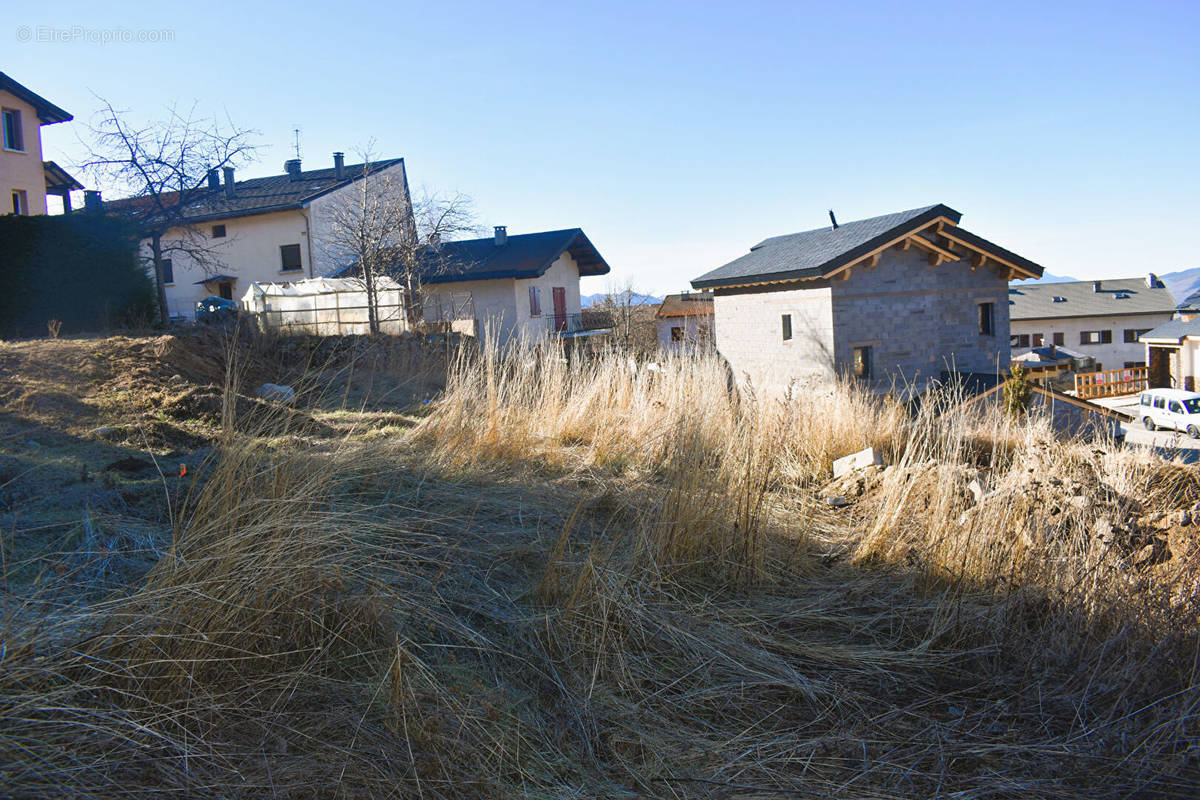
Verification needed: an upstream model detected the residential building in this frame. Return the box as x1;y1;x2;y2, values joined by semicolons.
689;204;1045;393
0;72;82;215
655;292;713;352
1008;276;1175;371
105;154;411;320
1139;319;1200;391
417;227;612;347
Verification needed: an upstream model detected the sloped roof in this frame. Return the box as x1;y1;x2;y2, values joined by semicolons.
420;228;611;284
43;161;83;191
104;158;406;224
691;204;1044;290
1177;288;1200;313
1140;318;1200;343
1008;277;1175;321
656;292;713;318
0;72;72;124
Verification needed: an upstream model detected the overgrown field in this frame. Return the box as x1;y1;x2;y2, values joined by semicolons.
1;330;1197;798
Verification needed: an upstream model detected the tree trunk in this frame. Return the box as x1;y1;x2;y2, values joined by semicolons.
151;234;168;327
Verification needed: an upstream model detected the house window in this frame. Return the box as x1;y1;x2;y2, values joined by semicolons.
781;314;792;341
1053;332;1064;347
670;326;684;342
853;346;872;380
528;286;542;316
1032;333;1044;347
1124;328;1151;343
1080;330;1112;345
1125;361;1146;369
1011;333;1030;349
11;189;27;215
217;281;233;301
978;302;995;336
2;108;24;151
158;258;174;285
211;224;227;238
279;243;303;272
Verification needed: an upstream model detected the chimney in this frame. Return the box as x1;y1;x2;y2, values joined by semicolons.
333;151;345;180
222;167;236;199
1093;280;1102;293
284;159;302;181
1049;343;1057;358
494;225;507;246
828;209;839;230
1147;272;1160;288
83;190;103;213
207;168;220;191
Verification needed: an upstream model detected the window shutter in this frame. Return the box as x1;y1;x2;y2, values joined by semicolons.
529;286;541;316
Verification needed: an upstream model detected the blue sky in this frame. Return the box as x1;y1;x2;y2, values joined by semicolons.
10;0;1200;294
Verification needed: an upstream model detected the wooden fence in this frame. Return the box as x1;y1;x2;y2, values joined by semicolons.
1074;366;1149;399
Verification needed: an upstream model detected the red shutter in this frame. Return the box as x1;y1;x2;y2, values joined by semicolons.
529;286;541;316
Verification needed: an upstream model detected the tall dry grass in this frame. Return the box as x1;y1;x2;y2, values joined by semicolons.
2;337;1198;797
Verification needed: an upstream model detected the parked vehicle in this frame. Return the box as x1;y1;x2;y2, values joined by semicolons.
1137;388;1200;437
195;296;238;324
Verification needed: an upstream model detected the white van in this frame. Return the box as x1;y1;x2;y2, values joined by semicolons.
1138;389;1200;437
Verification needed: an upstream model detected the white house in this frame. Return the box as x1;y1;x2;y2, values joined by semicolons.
105;154;412;320
417;227;612;347
690;204;1045;394
1008;276;1175;371
655;292;713;353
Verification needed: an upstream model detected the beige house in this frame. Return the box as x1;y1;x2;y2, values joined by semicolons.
105;154;412;320
1;72;82;215
691;204;1045;393
655;292;713;353
417;227;612;347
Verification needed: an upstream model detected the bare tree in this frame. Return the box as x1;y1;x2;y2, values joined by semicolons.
322;145;415;334
324;148;479;333
81;98;257;325
596;278;659;353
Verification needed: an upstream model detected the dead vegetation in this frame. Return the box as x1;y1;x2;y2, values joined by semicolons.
0;334;1198;797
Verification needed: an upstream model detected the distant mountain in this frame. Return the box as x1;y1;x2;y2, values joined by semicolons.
581;292;663;308
1027;272;1079;284
1159;267;1200;305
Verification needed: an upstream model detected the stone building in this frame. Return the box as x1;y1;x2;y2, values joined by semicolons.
690;204;1045;393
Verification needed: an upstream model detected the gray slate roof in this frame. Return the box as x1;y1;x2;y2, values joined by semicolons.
1140;318;1200;343
692;205;960;289
420;229;610;284
1008;277;1175;321
105;158;406;224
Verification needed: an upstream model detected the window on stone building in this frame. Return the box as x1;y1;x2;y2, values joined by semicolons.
1124;328;1151;343
1053;332;1064;346
211;224;226;238
671;326;684;342
853;346;871;380
158;258;174;285
978;302;995;336
1032;333;1044;347
781;314;792;341
1011;333;1030;349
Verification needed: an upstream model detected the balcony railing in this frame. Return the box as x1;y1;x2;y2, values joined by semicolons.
545;311;611;336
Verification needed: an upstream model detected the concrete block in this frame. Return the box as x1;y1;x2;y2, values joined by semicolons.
832;446;884;478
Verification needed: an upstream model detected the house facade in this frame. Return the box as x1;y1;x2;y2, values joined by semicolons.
690;204;1045;393
418;227;611;347
1008;276;1175;371
1;72;82;215
655;292;713;352
106;154;411;320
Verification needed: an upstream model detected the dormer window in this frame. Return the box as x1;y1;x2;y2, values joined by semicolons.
2;108;24;151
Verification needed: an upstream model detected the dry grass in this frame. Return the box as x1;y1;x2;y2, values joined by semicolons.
2;337;1198;797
